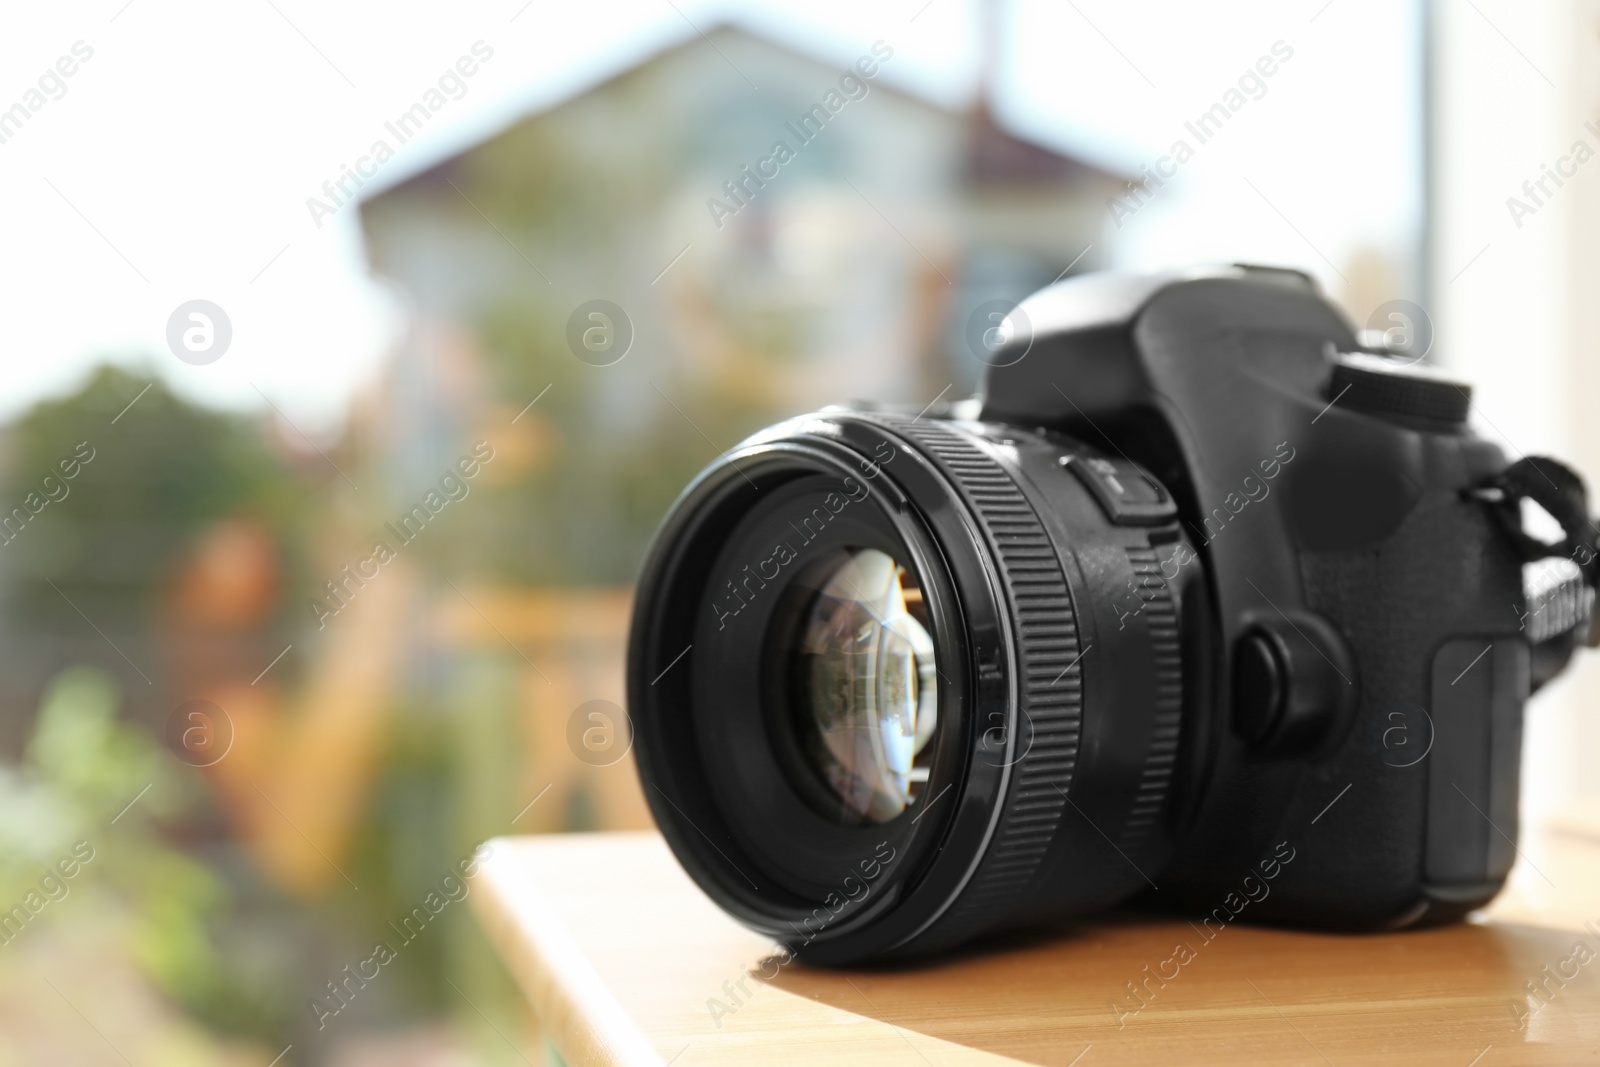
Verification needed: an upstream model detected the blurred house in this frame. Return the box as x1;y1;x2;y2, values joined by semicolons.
356;21;1127;480
349;21;1127;840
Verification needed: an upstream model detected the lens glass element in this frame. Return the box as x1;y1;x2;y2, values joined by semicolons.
790;548;938;824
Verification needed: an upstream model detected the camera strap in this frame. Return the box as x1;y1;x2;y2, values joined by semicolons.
1482;457;1598;572
1475;455;1600;645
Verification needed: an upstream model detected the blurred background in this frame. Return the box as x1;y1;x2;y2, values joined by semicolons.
2;0;1597;1062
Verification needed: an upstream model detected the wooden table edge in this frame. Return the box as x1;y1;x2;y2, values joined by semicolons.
471;823;1600;1066
472;834;665;1067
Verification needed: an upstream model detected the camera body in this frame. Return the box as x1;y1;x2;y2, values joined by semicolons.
979;265;1534;929
628;265;1594;962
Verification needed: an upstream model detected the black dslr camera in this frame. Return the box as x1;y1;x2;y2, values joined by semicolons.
628;265;1599;963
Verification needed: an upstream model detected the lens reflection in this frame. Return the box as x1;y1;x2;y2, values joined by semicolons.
792;548;938;824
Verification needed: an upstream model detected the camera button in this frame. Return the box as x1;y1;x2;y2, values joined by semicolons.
1232;616;1357;756
1235;633;1286;745
1061;455;1176;525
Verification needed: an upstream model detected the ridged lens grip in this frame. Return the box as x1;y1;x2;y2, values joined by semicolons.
874;418;1086;930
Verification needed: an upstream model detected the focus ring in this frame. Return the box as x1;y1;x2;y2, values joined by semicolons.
1118;546;1183;850
872;417;1083;931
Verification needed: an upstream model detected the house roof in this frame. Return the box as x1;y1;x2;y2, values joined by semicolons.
359;19;1128;209
963;98;1123;189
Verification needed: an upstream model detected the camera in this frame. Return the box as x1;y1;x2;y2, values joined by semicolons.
627;265;1599;963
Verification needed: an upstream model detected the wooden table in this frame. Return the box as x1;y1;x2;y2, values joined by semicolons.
471;813;1600;1066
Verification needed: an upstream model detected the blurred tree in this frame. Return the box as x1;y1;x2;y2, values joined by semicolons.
0;371;529;1061
0;365;310;628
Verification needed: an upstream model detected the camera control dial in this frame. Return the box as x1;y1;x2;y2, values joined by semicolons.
1328;352;1471;428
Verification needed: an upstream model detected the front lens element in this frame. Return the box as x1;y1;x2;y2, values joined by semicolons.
791;548;938;824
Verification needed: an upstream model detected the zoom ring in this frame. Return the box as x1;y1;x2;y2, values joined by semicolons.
874;417;1083;933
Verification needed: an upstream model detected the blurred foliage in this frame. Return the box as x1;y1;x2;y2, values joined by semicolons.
457;288;781;585
0;365;312;629
337;656;523;1026
0;659;523;1061
473;299;662;584
0;667;294;1042
0;369;527;1062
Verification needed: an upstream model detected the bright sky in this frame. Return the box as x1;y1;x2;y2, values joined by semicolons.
0;0;1419;433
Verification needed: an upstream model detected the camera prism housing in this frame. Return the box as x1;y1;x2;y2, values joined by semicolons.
627;265;1596;963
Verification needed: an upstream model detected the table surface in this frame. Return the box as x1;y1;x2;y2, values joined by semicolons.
471;814;1600;1066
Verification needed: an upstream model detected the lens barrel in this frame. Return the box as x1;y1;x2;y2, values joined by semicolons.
628;413;1208;962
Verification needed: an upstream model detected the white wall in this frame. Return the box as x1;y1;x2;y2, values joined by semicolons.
1432;0;1600;822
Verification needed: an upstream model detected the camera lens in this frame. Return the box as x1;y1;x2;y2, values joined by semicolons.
786;547;939;825
629;413;1207;962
